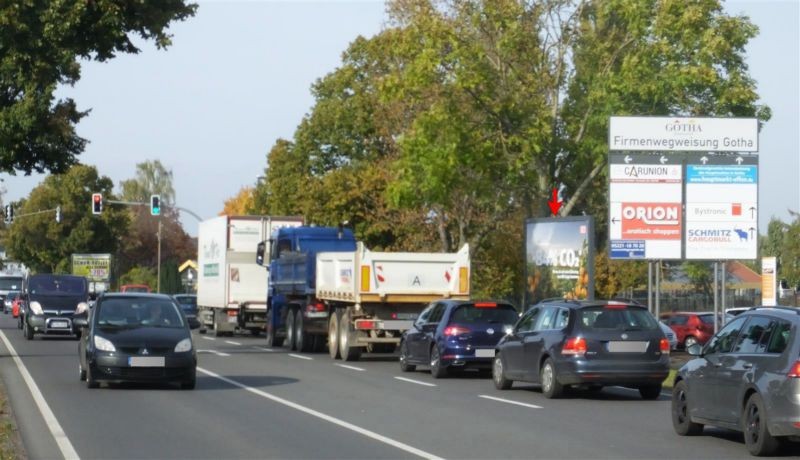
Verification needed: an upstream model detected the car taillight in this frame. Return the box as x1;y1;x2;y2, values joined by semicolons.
660;338;670;354
474;302;497;308
306;302;325;312
788;361;800;378
227;310;237;317
562;337;587;356
444;326;470;336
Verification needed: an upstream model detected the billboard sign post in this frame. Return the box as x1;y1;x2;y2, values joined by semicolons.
525;217;594;307
609;117;758;152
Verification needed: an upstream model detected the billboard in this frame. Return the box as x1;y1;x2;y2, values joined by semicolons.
685;155;758;260
525;217;594;305
609;154;683;259
609;117;758;152
71;254;111;282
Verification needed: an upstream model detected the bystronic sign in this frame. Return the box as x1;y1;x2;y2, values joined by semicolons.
685;155;758;260
609;117;758;152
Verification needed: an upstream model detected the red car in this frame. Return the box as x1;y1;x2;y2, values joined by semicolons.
662;312;715;348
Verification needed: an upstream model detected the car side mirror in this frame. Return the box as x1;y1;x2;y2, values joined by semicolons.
687;343;703;356
188;317;201;330
73;316;88;329
421;323;437;333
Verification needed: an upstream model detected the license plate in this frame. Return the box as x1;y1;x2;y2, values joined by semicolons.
50;321;69;329
227;316;237;323
607;341;648;353
128;357;165;367
475;349;495;358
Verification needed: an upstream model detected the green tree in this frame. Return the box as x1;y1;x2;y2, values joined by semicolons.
0;1;196;174
4;165;128;273
119;266;157;291
159;260;181;294
119;160;177;205
116;161;195;276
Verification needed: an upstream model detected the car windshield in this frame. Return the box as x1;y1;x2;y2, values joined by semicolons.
450;303;518;325
29;276;86;295
0;278;22;290
96;298;185;329
579;306;659;331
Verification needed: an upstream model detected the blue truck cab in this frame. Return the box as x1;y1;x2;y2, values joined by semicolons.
257;226;356;348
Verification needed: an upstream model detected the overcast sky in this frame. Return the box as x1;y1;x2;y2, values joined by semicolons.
1;0;798;237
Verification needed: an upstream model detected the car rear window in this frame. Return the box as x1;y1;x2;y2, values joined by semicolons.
579;306;659;331
450;303;518;325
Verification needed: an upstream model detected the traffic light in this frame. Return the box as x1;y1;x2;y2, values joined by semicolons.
92;193;103;215
3;204;12;224
55;205;61;223
150;194;161;216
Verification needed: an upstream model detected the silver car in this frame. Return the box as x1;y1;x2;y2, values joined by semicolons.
659;321;678;350
671;307;800;456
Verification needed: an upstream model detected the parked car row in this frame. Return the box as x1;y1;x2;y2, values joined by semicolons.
400;299;671;399
396;299;799;456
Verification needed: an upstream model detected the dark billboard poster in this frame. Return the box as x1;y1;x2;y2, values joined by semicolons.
525;216;595;306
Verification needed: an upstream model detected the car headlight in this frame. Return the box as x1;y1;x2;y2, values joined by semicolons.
93;335;116;352
74;302;89;315
28;301;44;315
174;338;192;353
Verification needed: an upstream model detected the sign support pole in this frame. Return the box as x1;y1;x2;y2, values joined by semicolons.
713;262;719;333
721;261;727;325
647;262;653;314
655;261;661;320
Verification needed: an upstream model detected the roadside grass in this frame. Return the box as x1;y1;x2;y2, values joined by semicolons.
0;379;25;460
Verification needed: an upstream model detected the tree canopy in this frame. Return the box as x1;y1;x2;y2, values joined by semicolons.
253;0;769;300
0;1;196;174
4;165;128;273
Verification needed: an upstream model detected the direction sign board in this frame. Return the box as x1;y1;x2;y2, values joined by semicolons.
609;117;759;152
609;154;683;259
685;155;758;260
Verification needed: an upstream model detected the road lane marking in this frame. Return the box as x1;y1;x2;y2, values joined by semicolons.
289;353;313;360
197;349;231;357
201;336;216;341
394;377;436;387
0;330;80;460
197;367;442;460
225;340;242;346
478;395;542;409
253;346;274;352
335;364;365;371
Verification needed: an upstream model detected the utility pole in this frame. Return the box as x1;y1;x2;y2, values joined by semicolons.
157;218;162;293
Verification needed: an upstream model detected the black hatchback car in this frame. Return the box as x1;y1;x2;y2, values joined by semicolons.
672;307;800;456
399;300;519;377
492;300;670;399
76;293;199;389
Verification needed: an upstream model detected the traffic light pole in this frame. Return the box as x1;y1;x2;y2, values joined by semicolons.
5;206;62;223
157;218;162;293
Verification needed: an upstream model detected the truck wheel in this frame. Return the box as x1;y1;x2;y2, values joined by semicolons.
295;311;313;353
338;308;362;362
285;309;297;350
265;308;284;347
329;310;341;360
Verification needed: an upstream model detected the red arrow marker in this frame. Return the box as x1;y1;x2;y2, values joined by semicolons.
548;187;562;216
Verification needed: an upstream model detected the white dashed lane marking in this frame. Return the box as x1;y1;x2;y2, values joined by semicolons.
335;364;365;372
197;349;231;357
394;377;436;387
478;395;542;409
225;340;242;346
289;354;313;361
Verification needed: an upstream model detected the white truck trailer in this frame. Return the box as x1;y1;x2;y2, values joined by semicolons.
197;215;303;336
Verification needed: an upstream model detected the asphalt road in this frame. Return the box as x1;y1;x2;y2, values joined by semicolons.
0;314;796;460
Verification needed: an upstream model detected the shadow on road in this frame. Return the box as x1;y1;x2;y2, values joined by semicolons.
702;427;800;457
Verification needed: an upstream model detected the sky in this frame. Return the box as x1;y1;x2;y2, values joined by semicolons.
1;0;798;238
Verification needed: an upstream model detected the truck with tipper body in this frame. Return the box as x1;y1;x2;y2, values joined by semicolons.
197;215;303;336
256;226;470;360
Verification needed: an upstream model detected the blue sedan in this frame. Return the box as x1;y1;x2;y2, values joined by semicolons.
399;300;519;378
